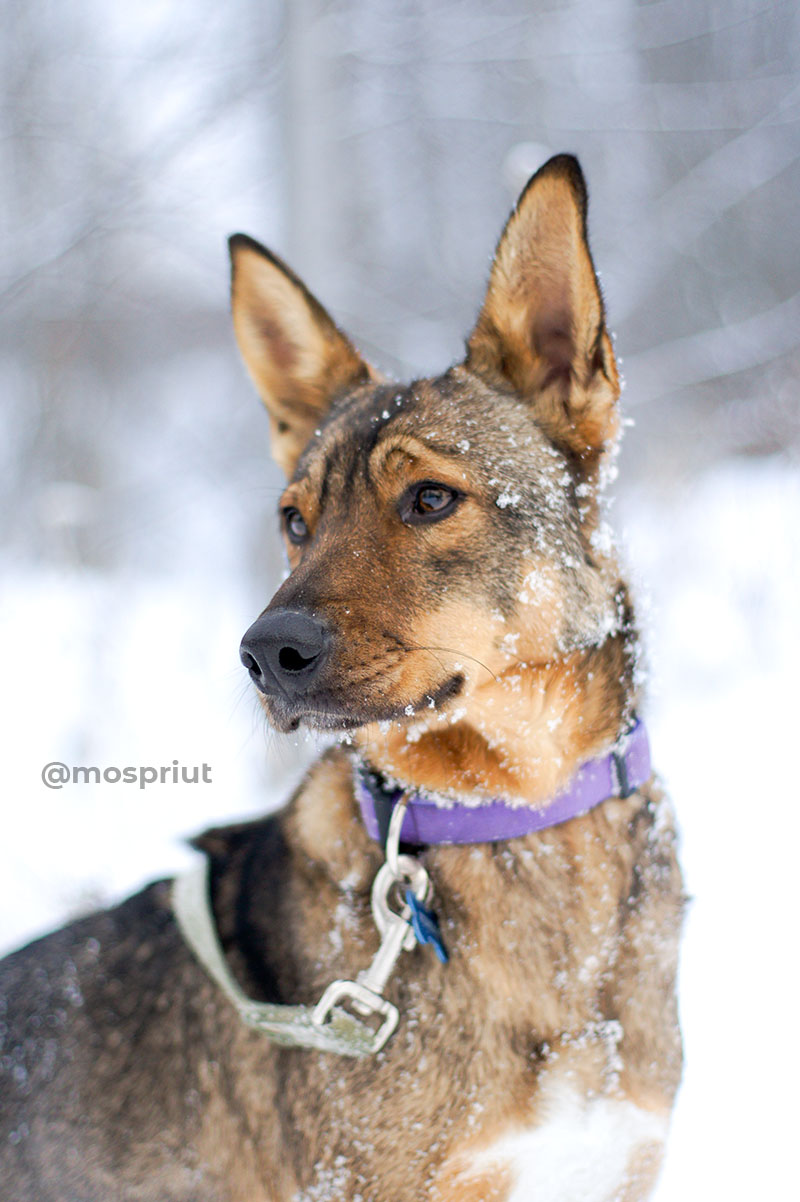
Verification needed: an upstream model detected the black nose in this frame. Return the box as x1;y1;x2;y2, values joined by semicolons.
239;609;331;697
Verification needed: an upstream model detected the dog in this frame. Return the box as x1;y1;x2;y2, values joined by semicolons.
0;154;682;1201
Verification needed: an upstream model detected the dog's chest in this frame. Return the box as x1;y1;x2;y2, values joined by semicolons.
285;775;678;1202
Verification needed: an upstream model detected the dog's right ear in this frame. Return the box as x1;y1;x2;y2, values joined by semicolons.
229;235;374;477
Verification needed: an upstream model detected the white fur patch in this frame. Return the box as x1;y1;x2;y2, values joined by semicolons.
461;1086;667;1202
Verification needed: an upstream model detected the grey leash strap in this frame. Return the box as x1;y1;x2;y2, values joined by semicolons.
172;861;380;1057
172;794;435;1057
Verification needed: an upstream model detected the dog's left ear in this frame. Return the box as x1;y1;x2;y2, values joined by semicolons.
229;234;375;477
466;155;619;467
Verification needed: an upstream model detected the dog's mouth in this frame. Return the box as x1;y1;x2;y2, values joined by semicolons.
260;672;465;735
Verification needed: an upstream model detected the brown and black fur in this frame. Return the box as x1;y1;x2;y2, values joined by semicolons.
0;156;683;1201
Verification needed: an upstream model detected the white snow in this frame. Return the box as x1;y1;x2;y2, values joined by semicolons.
620;458;800;1202
0;569;308;951
496;487;523;508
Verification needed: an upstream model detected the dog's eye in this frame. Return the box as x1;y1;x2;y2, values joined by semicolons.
282;507;309;544
416;486;453;513
400;482;461;526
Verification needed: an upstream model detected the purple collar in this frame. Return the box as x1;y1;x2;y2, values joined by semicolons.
356;719;651;846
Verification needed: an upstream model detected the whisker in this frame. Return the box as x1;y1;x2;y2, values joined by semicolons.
405;641;499;684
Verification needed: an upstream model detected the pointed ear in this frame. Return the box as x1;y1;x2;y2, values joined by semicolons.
466;155;620;468
229;234;376;476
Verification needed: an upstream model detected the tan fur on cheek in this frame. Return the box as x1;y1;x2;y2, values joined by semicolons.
402;601;510;696
507;558;568;661
512;550;622;661
396;557;574;692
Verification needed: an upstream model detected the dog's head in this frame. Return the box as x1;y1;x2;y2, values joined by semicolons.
231;156;627;752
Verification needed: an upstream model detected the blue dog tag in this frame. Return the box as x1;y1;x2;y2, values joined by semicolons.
405;890;449;963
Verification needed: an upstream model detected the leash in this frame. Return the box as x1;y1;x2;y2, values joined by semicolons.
173;721;650;1057
172;793;442;1057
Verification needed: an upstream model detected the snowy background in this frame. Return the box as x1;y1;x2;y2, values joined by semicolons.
2;2;799;1198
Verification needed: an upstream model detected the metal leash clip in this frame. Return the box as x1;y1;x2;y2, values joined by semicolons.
312;795;431;1054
